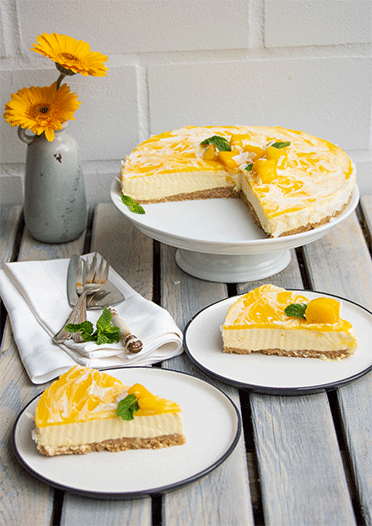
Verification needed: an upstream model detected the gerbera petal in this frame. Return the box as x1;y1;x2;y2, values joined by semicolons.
4;82;80;141
31;33;108;77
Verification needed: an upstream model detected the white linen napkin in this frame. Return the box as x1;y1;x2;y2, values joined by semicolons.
0;255;183;384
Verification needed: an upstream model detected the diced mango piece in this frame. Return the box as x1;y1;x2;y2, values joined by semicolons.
242;144;265;160
218;150;239;171
266;145;289;162
253;159;277;183
305;297;340;324
230;133;251;147
138;396;166;412
203;144;218;162
128;383;153;399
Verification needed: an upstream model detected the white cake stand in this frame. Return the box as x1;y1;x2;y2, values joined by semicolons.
111;179;359;283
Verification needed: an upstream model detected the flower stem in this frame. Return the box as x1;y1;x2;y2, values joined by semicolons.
56;73;66;90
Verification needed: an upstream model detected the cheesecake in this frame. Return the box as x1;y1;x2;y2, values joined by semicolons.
121;126;355;238
33;366;186;456
222;284;357;360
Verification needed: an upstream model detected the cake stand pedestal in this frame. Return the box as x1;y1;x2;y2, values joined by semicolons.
175;248;291;282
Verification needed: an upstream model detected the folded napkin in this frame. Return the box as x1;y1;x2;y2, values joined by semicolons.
0;255;183;384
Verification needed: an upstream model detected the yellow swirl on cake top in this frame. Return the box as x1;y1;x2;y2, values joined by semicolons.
35;366;181;428
223;284;353;332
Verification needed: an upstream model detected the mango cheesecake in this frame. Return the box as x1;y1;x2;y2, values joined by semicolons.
222;285;357;360
121;126;355;238
32;366;186;456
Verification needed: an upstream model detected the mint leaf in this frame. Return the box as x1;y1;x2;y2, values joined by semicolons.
269;141;291;149
65;320;95;341
116;394;139;420
65;307;120;344
121;194;145;214
284;303;307;319
245;163;253;171
201;135;231;151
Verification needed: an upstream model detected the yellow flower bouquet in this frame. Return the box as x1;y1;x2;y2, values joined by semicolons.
4;33;108;141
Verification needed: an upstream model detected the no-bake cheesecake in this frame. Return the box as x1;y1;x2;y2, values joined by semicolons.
222;284;357;360
121;126;355;238
33;366;186;456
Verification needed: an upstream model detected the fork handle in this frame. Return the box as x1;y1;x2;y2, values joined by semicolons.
53;291;88;344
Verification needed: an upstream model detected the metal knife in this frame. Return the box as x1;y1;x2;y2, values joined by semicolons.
66;254;125;309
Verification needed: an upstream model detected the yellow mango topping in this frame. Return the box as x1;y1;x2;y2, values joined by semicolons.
266;144;289;162
305;297;340;324
230;133;251;147
203;144;218;162
242;143;265;159
253;158;277;183
217;150;239;171
128;383;181;415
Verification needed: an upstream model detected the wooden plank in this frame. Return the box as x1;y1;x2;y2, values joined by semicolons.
303;208;372;526
0;206;87;526
236;250;355;525
0;205;22;265
61;203;153;525
160;244;254;526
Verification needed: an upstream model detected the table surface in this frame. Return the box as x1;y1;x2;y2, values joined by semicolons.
1;198;372;526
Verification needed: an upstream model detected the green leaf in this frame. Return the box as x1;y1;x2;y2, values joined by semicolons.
116;394;139;421
64;307;120;345
245;163;253;171
269;141;291;149
284;303;307;319
121;194;145;214
200;135;231;151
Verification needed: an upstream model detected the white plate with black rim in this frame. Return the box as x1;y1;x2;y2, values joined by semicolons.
184;291;372;395
12;367;241;499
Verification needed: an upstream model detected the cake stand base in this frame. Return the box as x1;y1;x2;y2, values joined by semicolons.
175;248;291;283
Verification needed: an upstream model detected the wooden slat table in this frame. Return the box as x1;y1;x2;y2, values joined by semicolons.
1;199;371;526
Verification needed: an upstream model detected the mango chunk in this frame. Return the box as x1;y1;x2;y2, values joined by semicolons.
266;145;288;163
305;297;340;324
242;144;265;160
218;150;239;171
230;133;251;147
203;144;218;162
253;159;277;184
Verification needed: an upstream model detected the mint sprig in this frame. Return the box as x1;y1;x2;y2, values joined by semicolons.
268;141;291;149
65;306;121;344
116;394;139;420
121;194;145;214
284;303;307;319
201;135;231;152
245;163;253;171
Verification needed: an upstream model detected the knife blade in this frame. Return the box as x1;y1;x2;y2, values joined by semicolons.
66;254;125;309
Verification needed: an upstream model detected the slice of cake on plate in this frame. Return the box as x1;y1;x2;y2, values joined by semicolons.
221;284;357;360
32;366;186;456
121;126;355;238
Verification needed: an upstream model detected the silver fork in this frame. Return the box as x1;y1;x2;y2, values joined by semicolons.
53;254;110;344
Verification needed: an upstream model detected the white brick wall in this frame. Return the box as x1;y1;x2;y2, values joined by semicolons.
1;0;371;205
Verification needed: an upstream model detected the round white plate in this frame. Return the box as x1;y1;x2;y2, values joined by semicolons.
184;291;372;395
111;179;359;256
12;368;241;499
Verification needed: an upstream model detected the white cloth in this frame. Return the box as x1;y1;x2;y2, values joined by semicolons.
0;255;183;384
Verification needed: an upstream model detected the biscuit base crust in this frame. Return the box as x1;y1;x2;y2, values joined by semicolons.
223;347;353;360
37;433;186;457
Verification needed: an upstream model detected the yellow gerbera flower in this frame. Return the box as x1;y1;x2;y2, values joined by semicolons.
3;82;80;142
31;33;108;77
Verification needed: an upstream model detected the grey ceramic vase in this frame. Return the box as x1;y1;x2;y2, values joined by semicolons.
18;125;88;243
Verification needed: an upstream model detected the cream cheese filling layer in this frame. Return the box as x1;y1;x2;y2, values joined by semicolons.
121;170;238;202
222;328;357;353
34;413;184;447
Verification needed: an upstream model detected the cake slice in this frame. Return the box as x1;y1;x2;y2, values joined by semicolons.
222;284;357;360
120;126;355;237
32;366;186;456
